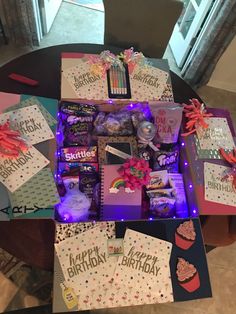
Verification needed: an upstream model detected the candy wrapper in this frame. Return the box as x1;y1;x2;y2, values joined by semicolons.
152;144;179;173
151;103;183;144
60;146;98;163
78;163;100;215
60;102;97;146
149;196;176;218
94;110;133;136
146;170;169;189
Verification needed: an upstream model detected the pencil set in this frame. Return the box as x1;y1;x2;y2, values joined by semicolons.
107;63;131;99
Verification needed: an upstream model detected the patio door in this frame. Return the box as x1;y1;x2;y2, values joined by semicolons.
169;0;214;68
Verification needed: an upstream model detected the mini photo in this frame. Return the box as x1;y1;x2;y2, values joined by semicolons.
107;238;124;256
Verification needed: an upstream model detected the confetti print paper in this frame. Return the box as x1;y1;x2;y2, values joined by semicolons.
204;162;236;207
3;96;57;126
55;227;117;296
0;105;54;145
0;146;49;192
8;167;60;217
63;61;107;100
196;118;235;151
114;229;173;300
129;64;169;101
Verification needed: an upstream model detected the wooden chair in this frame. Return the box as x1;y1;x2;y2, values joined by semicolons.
103;0;183;58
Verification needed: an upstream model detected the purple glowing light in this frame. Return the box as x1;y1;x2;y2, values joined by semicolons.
189;184;193;189
181;142;185;147
121;219;124;221
193;209;197;214
108;100;113;104
173;216;176;219
149;217;153;221
184;162;188;166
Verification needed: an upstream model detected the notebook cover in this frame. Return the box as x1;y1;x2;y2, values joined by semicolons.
101;164;142;220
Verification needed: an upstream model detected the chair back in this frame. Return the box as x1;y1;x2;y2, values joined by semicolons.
103;0;183;58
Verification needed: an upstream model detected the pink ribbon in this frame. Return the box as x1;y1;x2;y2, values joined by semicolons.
181;98;213;136
118;157;151;191
0;121;28;158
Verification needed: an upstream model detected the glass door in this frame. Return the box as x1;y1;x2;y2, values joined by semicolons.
169;0;214;68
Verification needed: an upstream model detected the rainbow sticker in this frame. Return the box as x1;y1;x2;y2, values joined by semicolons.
109;177;134;194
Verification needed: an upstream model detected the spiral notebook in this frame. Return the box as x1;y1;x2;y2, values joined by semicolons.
101;165;142;220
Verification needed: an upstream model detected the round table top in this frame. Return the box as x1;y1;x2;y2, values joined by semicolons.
0;43;201;103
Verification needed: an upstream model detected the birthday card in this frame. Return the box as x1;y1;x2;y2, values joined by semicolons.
129;64;168;101
114;229;173;301
0;105;55;145
0;146;49;192
196;118;235;159
204;162;236;207
54;226;117;296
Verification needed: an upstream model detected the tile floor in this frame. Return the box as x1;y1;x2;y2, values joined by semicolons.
0;1;236;313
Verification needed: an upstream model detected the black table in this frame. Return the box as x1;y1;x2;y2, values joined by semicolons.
0;44;212;269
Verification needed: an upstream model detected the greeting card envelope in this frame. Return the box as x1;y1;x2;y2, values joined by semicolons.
8;168;60;218
0;105;54;145
61;53;170;103
180;108;236;215
114;229;173;298
53;219;211;313
101;164;142;220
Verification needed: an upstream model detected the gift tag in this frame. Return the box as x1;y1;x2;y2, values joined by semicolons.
0;146;49;192
0;105;54;145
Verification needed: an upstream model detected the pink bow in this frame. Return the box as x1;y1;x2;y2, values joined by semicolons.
0;121;28;158
118;157;151;191
181;98;213;136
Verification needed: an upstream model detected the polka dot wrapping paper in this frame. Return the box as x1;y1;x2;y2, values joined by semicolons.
204;162;236;207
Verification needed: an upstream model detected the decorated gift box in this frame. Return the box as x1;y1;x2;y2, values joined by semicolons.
0;92;60;220
1;49;236;312
61;48;174;104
